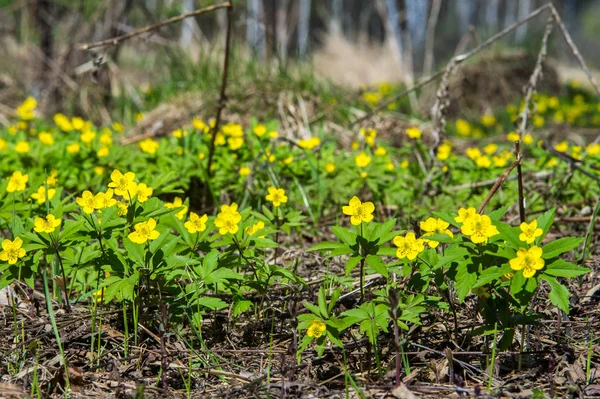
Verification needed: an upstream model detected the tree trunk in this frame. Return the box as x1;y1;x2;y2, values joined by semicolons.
276;0;290;65
247;0;266;57
515;0;531;42
297;0;311;58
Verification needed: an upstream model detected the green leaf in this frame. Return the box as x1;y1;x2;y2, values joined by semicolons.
307;241;351;253
192;296;228;310
455;261;478;301
345;255;361;275
542;237;583;259
541;275;570;314
544;259;590;278
366;255;388;278
331;226;356;246
495;222;522;249
536;208;555;240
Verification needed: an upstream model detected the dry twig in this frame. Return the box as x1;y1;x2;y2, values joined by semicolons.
79;3;230;51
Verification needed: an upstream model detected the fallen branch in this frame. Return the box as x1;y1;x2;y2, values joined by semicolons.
79;3;230;51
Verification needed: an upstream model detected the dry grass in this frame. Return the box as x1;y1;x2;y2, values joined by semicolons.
312;33;407;89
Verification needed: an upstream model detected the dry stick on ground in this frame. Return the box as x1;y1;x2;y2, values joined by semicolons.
78;3;231;51
515;141;526;224
348;2;553;129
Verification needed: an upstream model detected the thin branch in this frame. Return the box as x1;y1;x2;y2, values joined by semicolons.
349;2;553;128
478;156;522;215
548;4;600;96
206;4;234;178
78;3;231;51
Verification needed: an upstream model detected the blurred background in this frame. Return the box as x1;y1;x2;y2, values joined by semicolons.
0;0;599;126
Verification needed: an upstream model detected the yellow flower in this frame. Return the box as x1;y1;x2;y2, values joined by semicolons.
135;112;144;121
355;152;372;168
245;220;265;236
183;212;208;234
523;134;534;145
466;147;482;160
454;207;477;223
555;141;568;153
172;129;187;138
342;196;375;226
437;141;452;161
363;91;382;105
7;171;29;193
360;172;368;179
0;237;26;265
387;161;395;170
214;203;242;235
93;189;115;209
239;166;251;177
108;169;138;199
66;142;80;154
136;183;153;203
507;132;520;142
128;218;160;244
400;160;409;169
481;114;496;127
476;155;491;168
228;136;244;150
460;214;499;244
0;138;7;151
76;190;98;214
265;187;288;207
100;131;113;145
97;146;110;157
269;130;278;139
54;113;73;131
509;246;545;278
80;130;96;144
193;119;210;133
533;114;545;128
493;155;508;168
519;220;543;244
406;127;422;139
325;163;335;174
456;119;472;137
139;138;159;155
282;156;294;165
116;201;128;216
298;137;320;150
394;232;425;260
71;117;85;130
46;170;58;186
483;144;497;155
360;128;377;147
351;141;360;150
307;319;327;338
112;122;124;133
165;197;188;220
374;146;387;156
15;141;30;154
39;132;54;145
17;97;37;120
420;217;453;248
94;166;105;176
30;186;56;204
253;124;267;137
34;214;61;233
586;143;600;156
